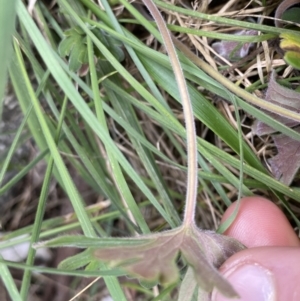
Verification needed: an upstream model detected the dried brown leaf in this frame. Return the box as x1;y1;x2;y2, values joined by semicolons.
252;111;298;136
252;72;300;136
252;71;300;185
268;127;300;185
212;30;257;61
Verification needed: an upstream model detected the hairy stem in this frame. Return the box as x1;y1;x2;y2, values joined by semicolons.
141;0;198;226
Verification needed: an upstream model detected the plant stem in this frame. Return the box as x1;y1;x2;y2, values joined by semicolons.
141;0;198;226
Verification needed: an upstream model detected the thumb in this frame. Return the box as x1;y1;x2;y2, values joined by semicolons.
212;247;300;301
213;197;300;300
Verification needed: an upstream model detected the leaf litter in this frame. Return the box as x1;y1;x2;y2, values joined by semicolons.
253;71;300;185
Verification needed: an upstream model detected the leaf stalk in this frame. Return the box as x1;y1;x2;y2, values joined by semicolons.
141;0;198;227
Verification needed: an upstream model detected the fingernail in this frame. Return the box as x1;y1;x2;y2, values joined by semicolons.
212;264;276;301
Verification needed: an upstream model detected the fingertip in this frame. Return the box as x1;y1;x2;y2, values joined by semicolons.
221;196;300;247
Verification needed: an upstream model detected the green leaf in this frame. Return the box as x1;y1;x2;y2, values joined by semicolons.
280;33;300;50
35;235;150;249
177;267;197;301
58;24;124;73
58;249;93;270
0;259;125;277
69;42;86;71
279;30;300;70
284;51;300;70
282;7;300;24
0;0;17;117
58;35;76;56
0;258;22;301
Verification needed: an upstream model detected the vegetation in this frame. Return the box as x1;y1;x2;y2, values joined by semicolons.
1;0;300;300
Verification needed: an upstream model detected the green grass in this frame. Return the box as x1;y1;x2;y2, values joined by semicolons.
0;0;300;300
